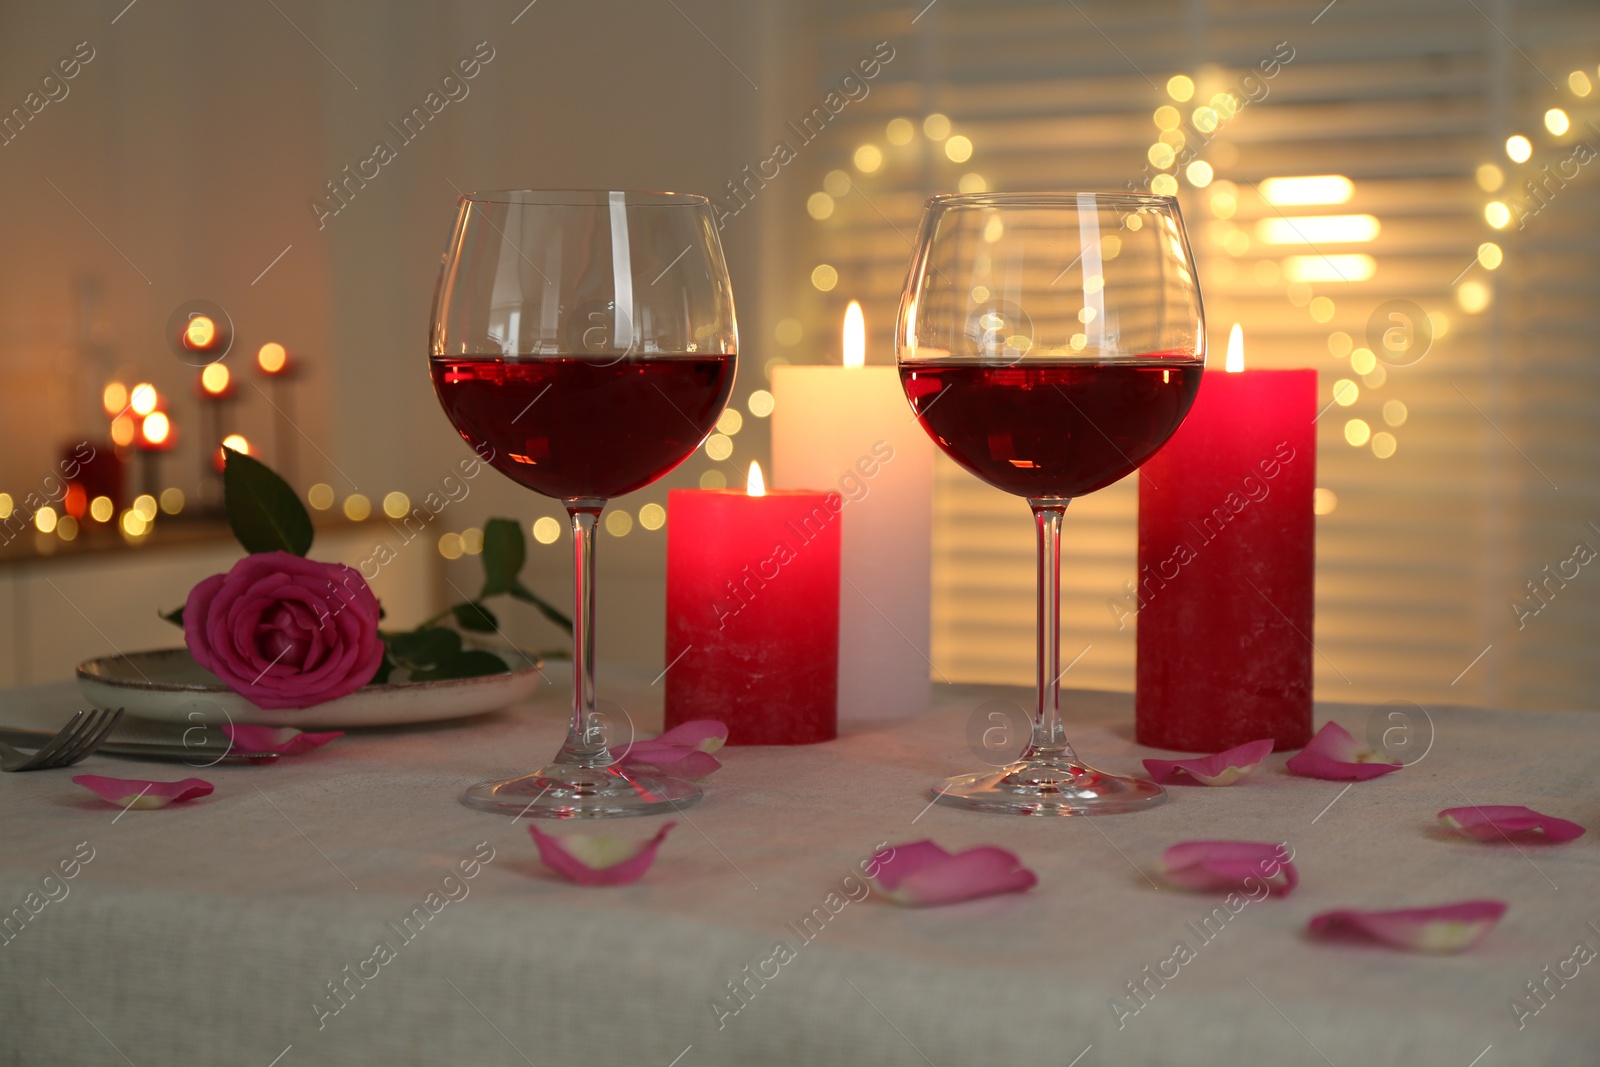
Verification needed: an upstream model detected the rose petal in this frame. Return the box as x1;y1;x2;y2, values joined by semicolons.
865;840;950;893
1285;722;1402;781
1438;805;1585;843
611;721;728;761
221;724;344;764
650;720;728;754
1309;901;1507;953
72;775;213;809
1144;739;1275;786
527;822;675;886
1161;840;1298;895
866;840;1037;907
617;746;723;779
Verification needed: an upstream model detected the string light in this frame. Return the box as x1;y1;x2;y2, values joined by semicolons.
1458;280;1491;314
1468;65;1595;341
853;144;883;172
532;516;562;544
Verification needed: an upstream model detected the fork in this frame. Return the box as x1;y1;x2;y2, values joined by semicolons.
0;708;125;772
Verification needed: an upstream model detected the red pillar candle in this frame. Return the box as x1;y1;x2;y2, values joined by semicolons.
1135;326;1317;753
665;462;840;745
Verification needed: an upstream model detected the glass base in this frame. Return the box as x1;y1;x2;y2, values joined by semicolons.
932;756;1167;816
462;762;701;819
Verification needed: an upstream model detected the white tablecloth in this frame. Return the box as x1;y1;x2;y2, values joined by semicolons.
1;671;1596;1066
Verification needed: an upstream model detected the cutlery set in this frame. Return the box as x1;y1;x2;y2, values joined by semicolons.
0;709;282;771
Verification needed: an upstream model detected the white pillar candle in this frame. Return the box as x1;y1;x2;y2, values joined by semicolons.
771;302;934;722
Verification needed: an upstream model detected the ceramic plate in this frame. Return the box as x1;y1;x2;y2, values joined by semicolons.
76;647;544;728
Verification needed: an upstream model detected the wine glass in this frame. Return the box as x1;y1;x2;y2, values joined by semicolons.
897;192;1205;815
430;190;737;817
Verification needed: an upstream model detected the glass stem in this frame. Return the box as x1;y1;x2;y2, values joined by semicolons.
1028;499;1075;762
560;500;610;767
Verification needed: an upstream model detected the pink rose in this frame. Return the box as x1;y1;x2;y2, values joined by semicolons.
184;551;384;709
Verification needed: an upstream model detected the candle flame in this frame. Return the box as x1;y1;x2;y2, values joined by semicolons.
130;383;158;416
184;315;217;349
1225;323;1244;373
201;363;230;395
141;411;171;446
258;342;288;375
843;301;865;369
747;460;766;497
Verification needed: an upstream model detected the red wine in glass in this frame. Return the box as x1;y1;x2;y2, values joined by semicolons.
431;189;738;819
431;355;735;500
901;358;1201;498
897;190;1207;816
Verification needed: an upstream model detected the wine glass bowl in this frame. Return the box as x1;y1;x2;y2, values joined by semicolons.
898;192;1205;815
430;190;736;817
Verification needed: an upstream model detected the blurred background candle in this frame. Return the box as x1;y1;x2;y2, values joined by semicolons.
1136;325;1317;752
665;462;840;745
256;342;298;488
771;302;933;722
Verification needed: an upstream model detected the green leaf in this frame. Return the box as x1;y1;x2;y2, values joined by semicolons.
478;517;526;598
384;626;463;669
160;605;184;629
223;447;314;556
369;655;395;686
510;580;574;634
452;601;499;633
411;649;508;681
